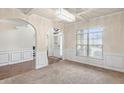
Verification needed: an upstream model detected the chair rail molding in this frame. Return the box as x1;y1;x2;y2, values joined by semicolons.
64;48;124;72
0;48;33;67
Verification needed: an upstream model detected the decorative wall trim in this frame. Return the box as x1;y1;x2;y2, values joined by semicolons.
36;51;48;69
0;52;9;66
64;49;124;72
104;53;124;69
23;50;33;62
11;52;22;64
0;48;33;67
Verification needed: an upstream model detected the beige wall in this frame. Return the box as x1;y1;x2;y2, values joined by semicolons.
0;8;64;53
28;14;53;52
1;8;123;55
0;23;16;30
64;11;124;54
0;28;34;50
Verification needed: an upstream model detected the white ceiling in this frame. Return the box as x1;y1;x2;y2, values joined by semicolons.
18;8;124;22
18;8;33;14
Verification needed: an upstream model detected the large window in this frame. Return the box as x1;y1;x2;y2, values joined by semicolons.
76;27;103;59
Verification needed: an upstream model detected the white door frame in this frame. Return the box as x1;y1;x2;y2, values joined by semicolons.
53;32;64;59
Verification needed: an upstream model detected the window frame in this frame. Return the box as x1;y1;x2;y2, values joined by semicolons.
76;30;88;57
76;27;104;60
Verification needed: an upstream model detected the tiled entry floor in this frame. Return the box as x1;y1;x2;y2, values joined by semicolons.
48;56;62;64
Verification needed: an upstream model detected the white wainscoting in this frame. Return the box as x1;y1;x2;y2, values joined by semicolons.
23;49;33;62
36;51;48;69
104;53;124;72
64;49;124;72
0;49;33;66
0;51;9;66
11;52;22;64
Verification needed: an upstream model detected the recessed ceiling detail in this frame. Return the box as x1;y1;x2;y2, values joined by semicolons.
18;8;33;14
17;8;124;22
56;8;75;22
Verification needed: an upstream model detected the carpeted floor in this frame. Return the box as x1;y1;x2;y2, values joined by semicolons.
0;60;124;84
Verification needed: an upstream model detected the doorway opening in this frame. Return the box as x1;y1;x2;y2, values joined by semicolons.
0;18;37;79
47;28;63;64
53;31;63;58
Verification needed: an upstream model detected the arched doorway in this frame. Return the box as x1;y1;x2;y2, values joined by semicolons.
0;18;37;79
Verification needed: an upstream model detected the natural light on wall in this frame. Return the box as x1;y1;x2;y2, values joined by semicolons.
56;8;75;22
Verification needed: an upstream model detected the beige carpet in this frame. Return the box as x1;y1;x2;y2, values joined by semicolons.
0;60;124;84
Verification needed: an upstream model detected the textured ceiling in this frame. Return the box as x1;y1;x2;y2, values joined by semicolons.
18;8;124;22
65;8;89;14
18;8;33;14
78;8;123;20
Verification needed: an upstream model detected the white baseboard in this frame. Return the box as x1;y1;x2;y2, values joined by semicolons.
35;51;48;69
64;49;124;72
0;48;33;66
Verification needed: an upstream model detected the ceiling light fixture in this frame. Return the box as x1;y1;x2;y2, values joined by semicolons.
56;8;75;22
